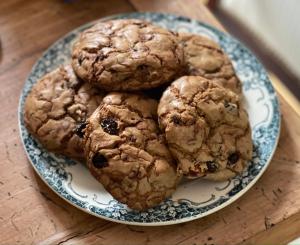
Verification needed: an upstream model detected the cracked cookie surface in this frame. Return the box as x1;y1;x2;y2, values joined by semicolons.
158;76;252;181
72;19;185;91
84;92;180;210
24;65;104;160
179;33;242;94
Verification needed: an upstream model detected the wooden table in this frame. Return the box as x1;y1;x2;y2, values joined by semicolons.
0;0;299;244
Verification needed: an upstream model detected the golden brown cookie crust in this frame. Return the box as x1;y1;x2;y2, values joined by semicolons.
179;33;242;94
72;19;185;91
158;76;252;181
24;65;104;160
84;92;180;210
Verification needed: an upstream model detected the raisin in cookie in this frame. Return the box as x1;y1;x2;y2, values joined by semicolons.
24;65;104;160
179;33;242;94
83;93;180;210
158;76;252;181
72;19;185;91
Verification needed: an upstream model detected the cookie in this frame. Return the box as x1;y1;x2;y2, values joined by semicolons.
158;76;252;181
72;19;185;91
179;33;242;94
24;65;104;160
83;93;180;210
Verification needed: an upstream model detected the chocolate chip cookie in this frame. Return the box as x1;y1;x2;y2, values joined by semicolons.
24;65;104;160
72;19;185;91
158;76;252;181
179;33;242;94
83;93;180;210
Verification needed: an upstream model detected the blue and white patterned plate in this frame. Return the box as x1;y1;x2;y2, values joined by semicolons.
18;13;280;226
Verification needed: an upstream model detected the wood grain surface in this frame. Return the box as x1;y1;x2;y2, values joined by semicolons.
0;0;299;244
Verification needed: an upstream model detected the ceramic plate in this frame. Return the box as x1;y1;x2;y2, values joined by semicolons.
19;12;280;226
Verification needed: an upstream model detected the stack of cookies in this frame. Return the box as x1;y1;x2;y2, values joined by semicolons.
24;19;252;211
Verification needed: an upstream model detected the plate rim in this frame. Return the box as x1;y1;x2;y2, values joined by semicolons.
18;11;281;226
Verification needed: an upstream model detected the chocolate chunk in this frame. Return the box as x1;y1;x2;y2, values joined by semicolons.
129;135;136;143
75;122;87;138
228;152;240;165
206;161;218;173
224;100;238;114
100;118;118;135
137;64;148;71
78;55;84;65
136;64;150;76
92;153;108;168
171;115;182;125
